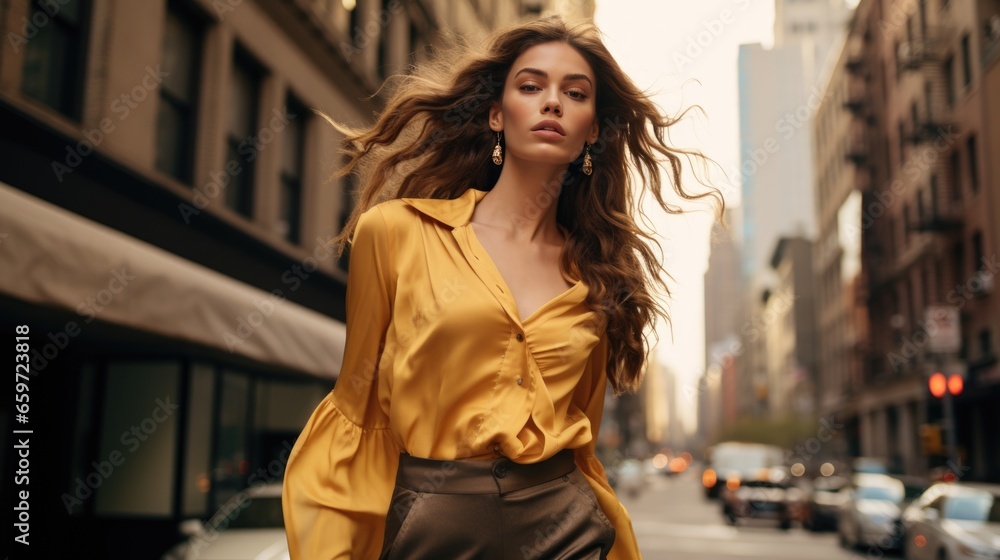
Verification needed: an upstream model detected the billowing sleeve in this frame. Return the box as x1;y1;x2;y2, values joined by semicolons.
282;206;402;560
574;335;643;560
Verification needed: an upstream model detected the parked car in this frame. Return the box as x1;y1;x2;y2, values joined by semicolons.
615;458;645;498
702;442;786;500
803;475;849;532
900;482;1000;560
721;466;796;530
160;482;288;560
839;473;907;550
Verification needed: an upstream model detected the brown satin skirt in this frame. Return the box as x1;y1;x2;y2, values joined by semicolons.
378;449;616;560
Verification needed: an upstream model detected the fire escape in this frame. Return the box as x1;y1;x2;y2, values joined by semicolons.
896;27;962;234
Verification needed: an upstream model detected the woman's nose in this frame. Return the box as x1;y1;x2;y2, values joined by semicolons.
542;97;562;115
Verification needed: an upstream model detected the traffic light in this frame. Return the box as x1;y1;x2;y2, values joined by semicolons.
919;423;942;455
929;372;947;397
928;372;963;397
947;374;963;396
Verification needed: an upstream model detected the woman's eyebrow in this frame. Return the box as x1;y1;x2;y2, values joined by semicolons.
513;67;593;87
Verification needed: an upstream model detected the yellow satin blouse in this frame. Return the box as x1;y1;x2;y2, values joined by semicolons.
282;187;642;559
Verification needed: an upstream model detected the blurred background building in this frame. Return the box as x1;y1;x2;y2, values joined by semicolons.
702;0;1000;483
0;0;596;558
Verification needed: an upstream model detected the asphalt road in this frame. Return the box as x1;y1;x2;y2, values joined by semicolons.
619;466;904;560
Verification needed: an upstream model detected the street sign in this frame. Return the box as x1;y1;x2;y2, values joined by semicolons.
925;306;961;353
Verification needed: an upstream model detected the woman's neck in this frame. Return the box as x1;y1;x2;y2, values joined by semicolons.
473;158;569;243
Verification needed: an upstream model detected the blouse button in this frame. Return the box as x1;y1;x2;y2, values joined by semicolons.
516;377;523;385
515;333;524;342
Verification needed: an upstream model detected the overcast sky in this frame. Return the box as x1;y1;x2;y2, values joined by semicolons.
594;0;776;431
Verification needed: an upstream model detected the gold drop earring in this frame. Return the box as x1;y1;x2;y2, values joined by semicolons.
582;142;593;176
492;131;503;165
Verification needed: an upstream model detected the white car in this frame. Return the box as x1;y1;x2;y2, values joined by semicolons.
161;483;288;560
615;458;645;498
901;482;1000;560
839;473;906;550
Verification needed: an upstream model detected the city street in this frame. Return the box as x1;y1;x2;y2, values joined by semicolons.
622;467;898;560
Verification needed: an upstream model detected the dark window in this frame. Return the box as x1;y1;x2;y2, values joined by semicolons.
930;174;939;209
226;48;263;218
212;371;250;510
918;0;927;37
921;264;931;309
278;96;307;244
960;34;971;87
408;20;420;68
348;2;361;47
944;56;955;107
950;150;962;201
981;329;994;358
972;231;984;275
903;202;911;243
338;155;357;273
376;0;391;78
924;81;932;120
967;135;979;192
917;187;926;222
156;3;202;184
898;121;906;164
21;0;89;119
954;242;964;288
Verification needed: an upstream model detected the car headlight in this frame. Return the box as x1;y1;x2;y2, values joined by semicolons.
957;542;997;558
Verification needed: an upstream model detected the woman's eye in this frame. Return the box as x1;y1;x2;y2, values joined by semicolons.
567;90;588;100
519;84;540;92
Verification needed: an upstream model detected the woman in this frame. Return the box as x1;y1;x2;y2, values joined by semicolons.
282;15;721;560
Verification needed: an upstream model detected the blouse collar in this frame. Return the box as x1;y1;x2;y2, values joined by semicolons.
400;188;488;228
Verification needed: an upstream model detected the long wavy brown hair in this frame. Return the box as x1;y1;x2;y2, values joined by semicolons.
326;16;722;396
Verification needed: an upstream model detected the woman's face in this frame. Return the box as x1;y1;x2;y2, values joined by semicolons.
490;41;599;168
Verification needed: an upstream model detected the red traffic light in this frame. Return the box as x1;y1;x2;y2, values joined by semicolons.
947;373;963;396
929;373;947;398
929;372;964;397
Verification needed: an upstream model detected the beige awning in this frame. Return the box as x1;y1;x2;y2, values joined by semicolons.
0;181;345;378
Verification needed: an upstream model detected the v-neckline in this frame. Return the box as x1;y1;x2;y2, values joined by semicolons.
464;222;582;325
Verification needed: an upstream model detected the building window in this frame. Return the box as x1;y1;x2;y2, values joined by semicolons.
960;33;972;88
924;81;933;121
21;0;89;119
972;231;984;276
348;1;361;48
338;154;357;273
917;187;926;222
898;121;906;164
967;135;978;193
94;361;181;516
213;370;251;510
953;242;964;288
226;48;263;218
950;149;962;201
278;96;307;244
943;56;955;107
156;3;202;184
376;0;392;78
903;202;912;245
